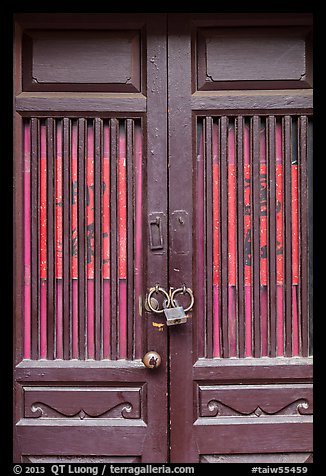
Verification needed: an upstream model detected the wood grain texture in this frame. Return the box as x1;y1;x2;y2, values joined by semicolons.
23;30;141;92
196;27;312;90
16;93;146;114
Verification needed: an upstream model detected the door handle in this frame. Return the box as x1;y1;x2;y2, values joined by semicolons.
143;351;162;369
145;285;194;314
146;285;171;313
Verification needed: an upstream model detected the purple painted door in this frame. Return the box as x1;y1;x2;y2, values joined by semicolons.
14;12;313;463
167;13;313;463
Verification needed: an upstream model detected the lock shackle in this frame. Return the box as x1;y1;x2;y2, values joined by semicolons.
171;286;194;312
147;286;171;313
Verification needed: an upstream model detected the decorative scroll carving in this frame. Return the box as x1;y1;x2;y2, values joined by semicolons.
205;398;311;418
199;384;313;418
24;386;142;420
30;402;135;419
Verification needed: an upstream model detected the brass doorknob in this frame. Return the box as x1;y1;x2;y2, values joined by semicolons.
142;351;162;369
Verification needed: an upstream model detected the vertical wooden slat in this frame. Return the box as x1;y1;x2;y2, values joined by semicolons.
77;118;86;360
94;118;103;360
134;122;143;359
228;120;237;357
275;120;284;356
126;119;135;360
267;116;277;357
62;117;71;360
252;116;261;357
236;116;245;358
283;116;292;357
23;122;31;359
86;122;95;359
118;123;127;359
291;119;299;356
102;120;111;359
71;122;78;359
110;118;119;360
212;119;220;357
30;118;39;360
299;116;309;356
205;117;213;358
55;121;63;359
46;118;55;360
196;120;205;358
39;123;47;359
244;120;252;357
220;116;229;358
307;119;313;356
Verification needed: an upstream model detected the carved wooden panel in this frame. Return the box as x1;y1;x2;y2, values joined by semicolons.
196;27;312;90
23;30;142;92
201;453;312;463
199;384;313;419
22;456;140;463
24;386;144;420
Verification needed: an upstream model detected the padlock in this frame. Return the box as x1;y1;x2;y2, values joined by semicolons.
163;306;188;326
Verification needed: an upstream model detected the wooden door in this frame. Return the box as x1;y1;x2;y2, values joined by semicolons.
168;13;313;463
13;13;169;463
14;12;313;464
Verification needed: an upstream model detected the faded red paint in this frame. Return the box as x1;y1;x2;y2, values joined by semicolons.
102;123;110;280
119;132;127;359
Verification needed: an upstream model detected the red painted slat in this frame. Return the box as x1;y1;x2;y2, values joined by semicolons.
276;120;284;356
126;119;135;360
212;119;220;357
220;116;229;358
40;123;47;359
205;117;214;358
119;124;127;359
102;121;110;359
227;122;237;357
46;118;55;361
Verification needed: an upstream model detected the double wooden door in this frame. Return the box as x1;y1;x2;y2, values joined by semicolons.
14;13;313;463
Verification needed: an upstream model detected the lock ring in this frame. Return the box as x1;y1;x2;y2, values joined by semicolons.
171;287;194;312
147;286;171;314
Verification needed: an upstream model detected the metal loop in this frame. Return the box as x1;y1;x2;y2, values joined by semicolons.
171;287;194;312
146;286;171;314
